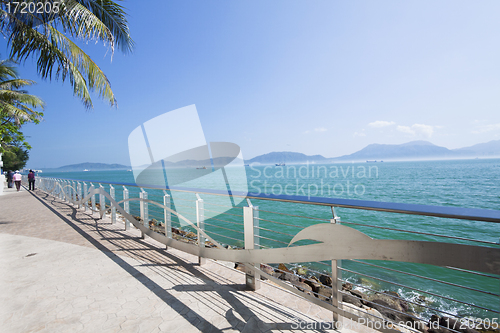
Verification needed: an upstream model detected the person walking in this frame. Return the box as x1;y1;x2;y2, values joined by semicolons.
13;171;22;191
6;170;13;188
28;170;35;191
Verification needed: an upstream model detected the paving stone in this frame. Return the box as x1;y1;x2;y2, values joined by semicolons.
0;189;362;333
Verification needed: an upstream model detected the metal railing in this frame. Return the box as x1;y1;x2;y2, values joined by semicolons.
30;176;500;333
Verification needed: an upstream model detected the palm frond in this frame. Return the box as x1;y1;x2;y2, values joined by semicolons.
68;0;134;54
0;89;45;107
0;0;133;108
0;59;19;81
7;22;115;108
0;78;37;90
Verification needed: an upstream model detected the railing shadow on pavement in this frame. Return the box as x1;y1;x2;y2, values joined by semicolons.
27;189;336;332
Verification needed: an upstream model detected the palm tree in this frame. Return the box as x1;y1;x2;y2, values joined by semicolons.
0;0;134;109
0;59;44;125
0;59;44;152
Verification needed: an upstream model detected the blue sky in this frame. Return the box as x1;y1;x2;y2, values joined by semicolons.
3;0;500;168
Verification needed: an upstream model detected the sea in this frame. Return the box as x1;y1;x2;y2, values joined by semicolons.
40;158;500;320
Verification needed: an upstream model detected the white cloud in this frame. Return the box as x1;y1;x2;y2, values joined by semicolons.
472;123;500;134
397;124;435;138
397;125;415;135
368;121;396;128
412;124;434;137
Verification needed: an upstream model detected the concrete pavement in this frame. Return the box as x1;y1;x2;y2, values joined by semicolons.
0;185;358;332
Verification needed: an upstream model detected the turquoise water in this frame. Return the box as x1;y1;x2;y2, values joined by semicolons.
41;159;500;320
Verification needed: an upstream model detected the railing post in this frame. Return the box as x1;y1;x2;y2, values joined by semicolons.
72;181;76;203
123;186;130;230
90;183;96;215
59;180;63;200
244;200;260;290
140;188;148;239
74;181;78;203
110;185;116;224
99;184;105;219
163;190;171;249
65;180;70;201
64;180;67;200
331;207;342;323
76;182;81;208
196;194;206;265
65;180;69;202
253;205;260;249
83;182;88;212
61;180;65;201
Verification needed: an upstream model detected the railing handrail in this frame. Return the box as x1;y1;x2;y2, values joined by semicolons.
33;176;500;333
38;176;500;224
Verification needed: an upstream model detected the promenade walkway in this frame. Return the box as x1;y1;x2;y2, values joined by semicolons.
0;185;353;333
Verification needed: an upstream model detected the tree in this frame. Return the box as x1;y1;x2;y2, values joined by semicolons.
2;143;29;170
0;0;134;109
0;59;44;153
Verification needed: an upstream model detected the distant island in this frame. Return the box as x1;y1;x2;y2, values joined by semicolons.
247;140;500;164
44;140;500;170
55;162;130;172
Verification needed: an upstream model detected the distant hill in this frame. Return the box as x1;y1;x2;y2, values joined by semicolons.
57;163;130;171
453;140;500;157
52;140;500;170
247;152;327;164
333;140;456;161
247;140;500;164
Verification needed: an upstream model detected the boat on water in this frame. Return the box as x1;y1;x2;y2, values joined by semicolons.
83;169;90;172
275;163;285;166
196;166;207;169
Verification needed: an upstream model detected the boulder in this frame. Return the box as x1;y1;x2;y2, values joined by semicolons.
350;289;367;302
296;266;308;276
234;263;246;272
316;285;332;302
345;305;385;327
383;291;409;312
295;282;313;295
304;276;322;296
186;231;197;239
260;264;275;276
342;293;363;308
342;282;353;291
276;263;299;283
412;319;430;333
319;274;332;287
278;263;291;273
280;271;299;284
366;293;414;324
358;277;381;290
